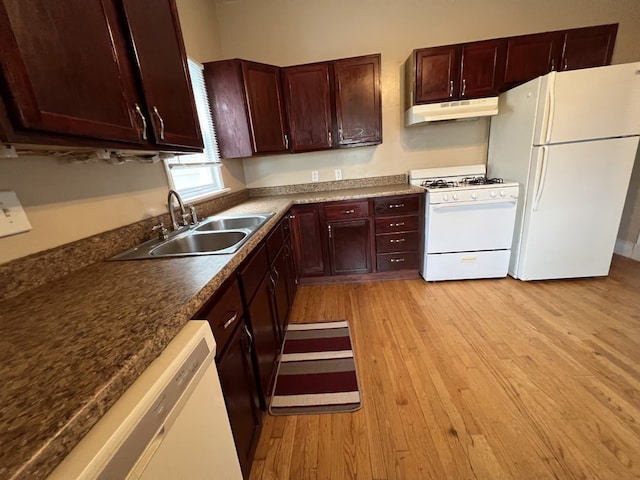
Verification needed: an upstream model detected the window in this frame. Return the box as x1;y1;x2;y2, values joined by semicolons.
164;59;226;202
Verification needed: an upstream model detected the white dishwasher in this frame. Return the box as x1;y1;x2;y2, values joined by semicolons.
49;321;242;480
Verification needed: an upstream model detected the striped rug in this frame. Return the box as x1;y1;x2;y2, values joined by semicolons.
269;320;362;416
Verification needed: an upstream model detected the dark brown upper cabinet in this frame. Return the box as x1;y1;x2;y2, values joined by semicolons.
282;63;333;152
282;53;382;153
334;54;382;147
203;59;289;159
561;24;617;71
407;23;618;107
503;24;617;89
503;32;565;89
0;0;202;152
408;40;505;105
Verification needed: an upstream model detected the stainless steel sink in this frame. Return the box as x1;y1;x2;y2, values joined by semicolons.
195;215;270;232
150;231;248;256
109;213;274;260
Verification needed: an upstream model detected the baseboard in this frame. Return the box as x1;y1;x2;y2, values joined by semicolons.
615;238;640;261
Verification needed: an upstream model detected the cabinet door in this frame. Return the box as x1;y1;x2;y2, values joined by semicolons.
327;219;373;275
334;54;382;146
247;274;280;407
271;248;291;340
216;321;261;479
283;243;298;310
460;39;506;98
0;0;144;143
241;61;289;154
120;0;202;149
282;63;333;152
414;46;461;103
503;32;564;89
289;204;330;277
561;24;617;71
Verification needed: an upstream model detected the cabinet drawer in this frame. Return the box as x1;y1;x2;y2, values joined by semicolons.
376;231;420;254
197;278;244;354
324;200;369;221
374;195;421;216
376;252;419;271
266;219;285;262
239;243;269;303
375;214;420;234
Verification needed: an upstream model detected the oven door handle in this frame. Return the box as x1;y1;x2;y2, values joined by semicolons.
432;199;517;209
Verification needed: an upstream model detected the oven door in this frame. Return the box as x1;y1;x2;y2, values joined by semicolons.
426;199;517;253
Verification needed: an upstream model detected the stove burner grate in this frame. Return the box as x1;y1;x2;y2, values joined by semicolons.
461;176;504;185
421;179;458;189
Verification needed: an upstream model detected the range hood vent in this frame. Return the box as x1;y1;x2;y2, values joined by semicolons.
405;97;499;126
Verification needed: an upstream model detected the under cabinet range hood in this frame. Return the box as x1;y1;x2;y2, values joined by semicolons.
405;97;499;126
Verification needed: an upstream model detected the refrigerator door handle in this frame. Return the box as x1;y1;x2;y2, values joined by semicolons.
545;74;556;143
533;146;549;212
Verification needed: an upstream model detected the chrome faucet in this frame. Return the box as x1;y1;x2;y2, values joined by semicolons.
167;189;188;230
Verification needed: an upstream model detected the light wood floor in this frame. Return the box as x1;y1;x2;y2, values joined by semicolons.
250;256;640;480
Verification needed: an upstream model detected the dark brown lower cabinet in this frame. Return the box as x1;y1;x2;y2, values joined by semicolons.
289;204;329;277
244;270;280;409
270;247;291;340
327;219;372;275
216;320;261;479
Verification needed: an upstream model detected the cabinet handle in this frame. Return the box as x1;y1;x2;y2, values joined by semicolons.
389;222;405;227
563;58;568;71
152;106;165;140
273;266;280;284
284;133;289;149
550;58;556;71
328;131;332;145
338;127;343;141
244;325;254;350
343;209;355;214
289;214;296;220
269;272;276;291
223;311;238;330
449;80;454;97
328;224;332;239
389;203;405;209
390;238;405;243
134;103;147;140
461;79;467;97
390;258;405;263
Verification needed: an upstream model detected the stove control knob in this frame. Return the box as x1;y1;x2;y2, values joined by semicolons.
452;193;458;201
443;194;449;201
500;190;506;197
490;191;497;198
471;192;478;200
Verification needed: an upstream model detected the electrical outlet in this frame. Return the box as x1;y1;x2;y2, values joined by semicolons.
311;170;319;182
334;169;342;181
0;191;32;237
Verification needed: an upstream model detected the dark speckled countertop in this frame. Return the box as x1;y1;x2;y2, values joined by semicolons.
0;184;422;479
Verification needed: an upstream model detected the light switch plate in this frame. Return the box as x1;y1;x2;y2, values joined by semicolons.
0;190;32;237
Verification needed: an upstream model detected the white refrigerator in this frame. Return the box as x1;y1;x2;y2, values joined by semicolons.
487;62;640;280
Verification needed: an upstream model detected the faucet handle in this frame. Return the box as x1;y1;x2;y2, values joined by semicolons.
180;211;191;226
188;205;198;225
152;222;169;240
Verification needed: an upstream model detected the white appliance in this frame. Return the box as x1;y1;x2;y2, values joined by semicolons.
405;96;499;125
49;321;243;480
409;165;519;281
487;62;640;280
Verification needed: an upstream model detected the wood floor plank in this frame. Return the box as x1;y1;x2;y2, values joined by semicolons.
249;255;640;480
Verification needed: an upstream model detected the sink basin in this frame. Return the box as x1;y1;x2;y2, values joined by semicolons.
150;231;247;256
195;215;269;232
109;212;274;260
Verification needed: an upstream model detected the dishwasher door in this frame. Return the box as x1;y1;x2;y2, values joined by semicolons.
49;321;243;480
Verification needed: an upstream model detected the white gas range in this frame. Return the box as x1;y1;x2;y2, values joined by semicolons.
409;165;519;281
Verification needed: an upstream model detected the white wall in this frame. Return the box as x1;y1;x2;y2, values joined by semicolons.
0;0;240;264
